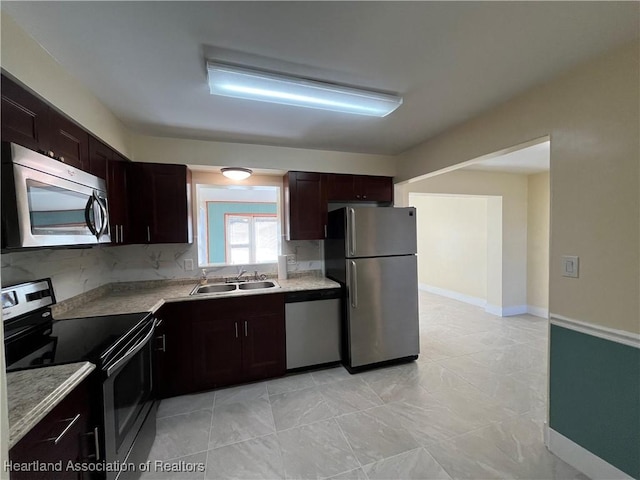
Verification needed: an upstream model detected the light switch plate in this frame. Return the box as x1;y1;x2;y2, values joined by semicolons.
184;259;194;271
562;255;579;278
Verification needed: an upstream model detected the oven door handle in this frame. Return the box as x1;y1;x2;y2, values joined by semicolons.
105;319;156;378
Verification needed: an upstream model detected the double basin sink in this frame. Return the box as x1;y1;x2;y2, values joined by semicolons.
191;280;279;296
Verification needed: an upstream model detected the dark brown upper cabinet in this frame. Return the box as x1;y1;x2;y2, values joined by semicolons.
129;163;193;244
284;171;394;240
89;136;131;244
326;173;393;203
1;74;90;170
107;153;131;244
87;135;112;179
1;75;51;153
48;110;89;170
284;171;327;240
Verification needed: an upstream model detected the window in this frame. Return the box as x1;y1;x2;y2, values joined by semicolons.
196;184;281;267
226;214;278;264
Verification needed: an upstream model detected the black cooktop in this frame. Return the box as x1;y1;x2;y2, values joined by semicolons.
6;312;150;372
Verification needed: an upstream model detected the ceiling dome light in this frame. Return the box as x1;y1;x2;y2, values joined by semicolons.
221;167;253;180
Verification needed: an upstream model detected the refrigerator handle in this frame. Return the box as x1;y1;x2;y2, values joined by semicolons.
350;260;357;308
348;208;356;256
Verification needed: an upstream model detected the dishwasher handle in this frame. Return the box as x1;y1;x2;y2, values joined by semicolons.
284;288;342;303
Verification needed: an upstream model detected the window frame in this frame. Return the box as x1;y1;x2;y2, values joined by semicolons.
224;212;278;264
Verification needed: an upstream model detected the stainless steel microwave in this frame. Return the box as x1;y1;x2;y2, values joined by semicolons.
1;142;111;249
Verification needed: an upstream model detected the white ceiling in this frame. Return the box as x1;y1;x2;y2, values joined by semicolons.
463;141;550;175
2;2;638;155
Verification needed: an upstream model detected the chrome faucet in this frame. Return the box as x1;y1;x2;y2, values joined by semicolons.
234;266;248;282
200;269;209;285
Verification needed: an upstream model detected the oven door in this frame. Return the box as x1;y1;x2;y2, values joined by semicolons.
3;143;110;247
102;318;157;480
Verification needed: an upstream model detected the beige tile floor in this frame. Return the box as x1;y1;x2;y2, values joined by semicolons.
143;291;588;480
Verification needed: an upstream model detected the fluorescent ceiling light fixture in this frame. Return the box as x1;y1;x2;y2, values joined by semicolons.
207;62;402;117
221;167;252;180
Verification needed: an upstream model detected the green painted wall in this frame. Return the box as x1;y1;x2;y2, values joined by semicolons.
206;202;277;264
549;324;640;478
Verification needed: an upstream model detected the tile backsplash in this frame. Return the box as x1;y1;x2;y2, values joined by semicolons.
1;240;323;302
1;247;108;301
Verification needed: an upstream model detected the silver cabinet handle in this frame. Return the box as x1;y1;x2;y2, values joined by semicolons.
350;260;358;308
120;225;124;244
93;426;101;461
244;320;248;337
84;426;101;461
147;226;151;242
324;224;327;238
46;414;80;445
156;334;166;352
235;322;238;338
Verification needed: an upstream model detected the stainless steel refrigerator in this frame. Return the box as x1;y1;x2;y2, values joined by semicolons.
325;206;420;371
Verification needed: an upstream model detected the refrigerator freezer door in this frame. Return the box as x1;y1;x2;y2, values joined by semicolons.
346;255;419;367
347;207;417;258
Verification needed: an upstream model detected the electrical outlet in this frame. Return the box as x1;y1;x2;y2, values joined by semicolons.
286;254;297;265
184;259;194;271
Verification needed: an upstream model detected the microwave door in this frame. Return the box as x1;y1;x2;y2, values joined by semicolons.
12;163;102;247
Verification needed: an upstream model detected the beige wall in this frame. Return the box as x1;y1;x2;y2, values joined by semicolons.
402;170;528;311
412;194;488;301
397;42;640;333
0;12;132;157
131;134;396;176
528;172;550;313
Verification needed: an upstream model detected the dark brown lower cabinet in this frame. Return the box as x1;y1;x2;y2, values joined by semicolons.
153;302;196;399
8;378;98;480
154;293;286;398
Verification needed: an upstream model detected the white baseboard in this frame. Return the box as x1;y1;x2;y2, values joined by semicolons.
527;305;549;318
418;284;486;307
485;304;528;317
419;286;549;320
546;427;633;480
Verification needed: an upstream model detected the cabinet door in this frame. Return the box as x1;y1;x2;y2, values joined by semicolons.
326;173;356;201
87;136;112;180
192;299;243;389
9;379;95;480
49;110;89;170
355;176;393;202
154;303;196;398
240;294;286;381
1;75;51;152
106;155;130;244
285;171;327;240
135;163;192;244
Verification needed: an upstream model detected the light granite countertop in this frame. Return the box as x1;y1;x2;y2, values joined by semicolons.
53;275;341;320
6;362;95;448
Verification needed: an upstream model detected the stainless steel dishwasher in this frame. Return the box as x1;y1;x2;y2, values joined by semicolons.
285;288;342;369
